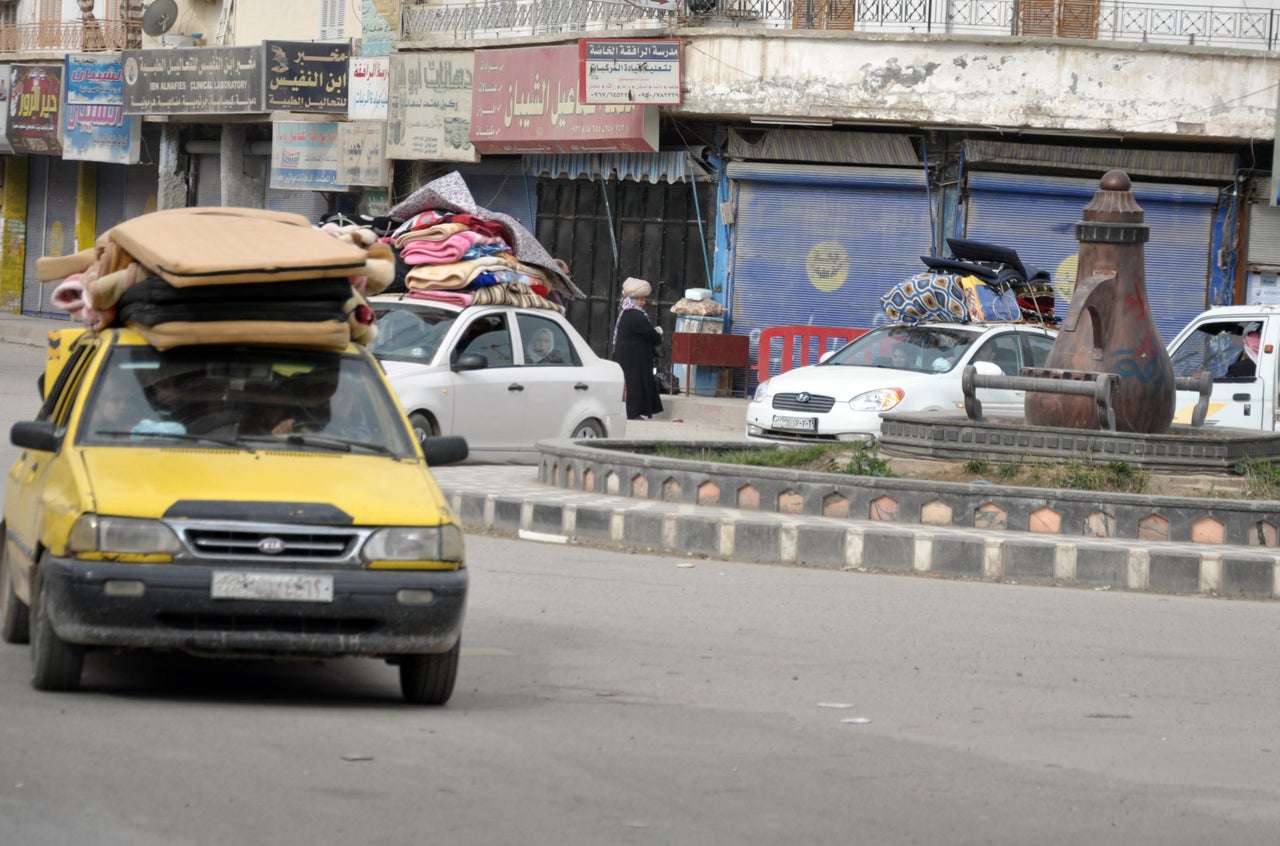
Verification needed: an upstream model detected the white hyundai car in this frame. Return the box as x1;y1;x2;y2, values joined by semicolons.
369;293;626;462
746;322;1057;443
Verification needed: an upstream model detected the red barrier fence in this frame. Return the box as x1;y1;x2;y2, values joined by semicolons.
756;325;867;384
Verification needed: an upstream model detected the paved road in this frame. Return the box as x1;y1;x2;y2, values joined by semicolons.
4;533;1280;844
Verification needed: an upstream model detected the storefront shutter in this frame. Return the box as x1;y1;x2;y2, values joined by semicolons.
964;171;1219;342
726;162;934;387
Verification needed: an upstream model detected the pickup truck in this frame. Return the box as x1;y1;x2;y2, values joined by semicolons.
1168;304;1280;430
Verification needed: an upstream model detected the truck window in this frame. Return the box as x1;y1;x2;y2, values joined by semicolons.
1170;321;1260;381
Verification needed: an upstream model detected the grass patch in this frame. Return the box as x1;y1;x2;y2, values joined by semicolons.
1235;457;1280;500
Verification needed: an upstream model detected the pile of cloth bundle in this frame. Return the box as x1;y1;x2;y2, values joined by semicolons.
880;238;1058;326
384;208;565;313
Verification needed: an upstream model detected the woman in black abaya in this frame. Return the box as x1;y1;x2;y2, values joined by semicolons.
611;276;664;420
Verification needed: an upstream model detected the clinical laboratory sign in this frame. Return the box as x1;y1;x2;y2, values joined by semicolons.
579;38;681;106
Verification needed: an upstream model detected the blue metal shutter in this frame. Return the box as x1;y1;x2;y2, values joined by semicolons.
964;172;1219;342
450;161;538;233
727;162;933;384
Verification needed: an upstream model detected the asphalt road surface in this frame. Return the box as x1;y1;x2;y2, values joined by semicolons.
2;340;1280;844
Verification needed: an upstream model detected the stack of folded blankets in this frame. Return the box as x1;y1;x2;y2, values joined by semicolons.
382;170;584;310
38;206;394;351
880;238;1058;326
388;208;564;313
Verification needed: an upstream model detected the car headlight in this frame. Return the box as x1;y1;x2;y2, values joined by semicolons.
849;387;905;412
364;524;465;569
751;379;770;403
67;514;182;559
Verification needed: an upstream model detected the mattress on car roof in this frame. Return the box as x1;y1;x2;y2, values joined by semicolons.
105;207;369;287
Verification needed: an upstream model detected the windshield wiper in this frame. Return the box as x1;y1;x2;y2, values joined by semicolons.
281;434;396;456
98;429;258;454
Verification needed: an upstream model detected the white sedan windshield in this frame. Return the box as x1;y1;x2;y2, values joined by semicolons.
822;325;983;374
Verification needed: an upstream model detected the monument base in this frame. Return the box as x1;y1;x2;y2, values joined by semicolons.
878;413;1280;474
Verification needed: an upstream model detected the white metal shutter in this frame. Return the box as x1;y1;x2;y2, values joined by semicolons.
1248;178;1280;268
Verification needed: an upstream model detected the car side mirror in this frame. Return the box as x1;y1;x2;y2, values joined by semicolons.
421;435;469;466
452;352;488;372
11;420;60;452
818;351;835;363
972;361;1003;377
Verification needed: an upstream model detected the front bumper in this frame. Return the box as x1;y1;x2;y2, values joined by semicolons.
39;555;467;658
745;406;879;444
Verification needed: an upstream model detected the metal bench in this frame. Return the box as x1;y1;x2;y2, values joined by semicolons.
962;366;1213;431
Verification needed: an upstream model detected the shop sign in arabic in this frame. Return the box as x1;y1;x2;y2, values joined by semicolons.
270;121;348;191
8;65;62;155
387;52;477;162
62;104;140;165
0;74;13;156
265;40;350;114
64;54;139;164
348;56;388;121
122;47;264;115
338;121;388;187
471;45;657;155
579;39;682;106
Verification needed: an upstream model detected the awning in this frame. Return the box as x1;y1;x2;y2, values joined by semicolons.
963;139;1237;182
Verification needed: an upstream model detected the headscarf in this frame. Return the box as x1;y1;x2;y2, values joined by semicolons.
1244;329;1261;363
613;277;654;352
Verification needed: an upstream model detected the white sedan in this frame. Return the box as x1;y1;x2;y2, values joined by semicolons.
746;322;1057;443
368;293;626;462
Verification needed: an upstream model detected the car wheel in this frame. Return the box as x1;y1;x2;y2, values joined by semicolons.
29;566;84;692
398;640;460;705
408;411;437;445
0;526;30;644
571;419;605;439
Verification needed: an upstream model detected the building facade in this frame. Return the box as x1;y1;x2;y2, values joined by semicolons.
3;0;1278;393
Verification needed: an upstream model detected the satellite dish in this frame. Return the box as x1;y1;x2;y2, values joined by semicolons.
141;0;178;38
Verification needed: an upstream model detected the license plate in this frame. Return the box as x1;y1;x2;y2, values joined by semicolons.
211;571;334;603
772;414;817;432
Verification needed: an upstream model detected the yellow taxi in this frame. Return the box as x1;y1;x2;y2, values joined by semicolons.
1;327;469;704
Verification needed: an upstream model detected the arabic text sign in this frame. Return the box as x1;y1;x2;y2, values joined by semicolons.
338;122;389;187
348;57;388;121
63;54;139;164
270;121;348;191
471;45;657;155
0;73;14;156
386;52;477;162
580;39;682;106
265;40;350;114
8;65;62;155
123;47;264;114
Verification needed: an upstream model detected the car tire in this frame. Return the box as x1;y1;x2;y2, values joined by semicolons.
0;525;30;644
398;640;460;705
408;411;437;445
30;566;84;692
570;419;605;439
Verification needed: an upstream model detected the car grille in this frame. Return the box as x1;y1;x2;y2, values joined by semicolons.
772;393;836;413
172;520;369;564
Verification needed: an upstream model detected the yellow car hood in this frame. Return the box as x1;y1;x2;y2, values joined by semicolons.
79;448;452;526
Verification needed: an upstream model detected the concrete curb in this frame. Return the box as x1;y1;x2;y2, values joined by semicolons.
431;465;1280;601
437;468;1280;601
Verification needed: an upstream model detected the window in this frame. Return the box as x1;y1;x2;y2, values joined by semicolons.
1170;321;1261;382
319;0;346;40
455;314;513;367
517;315;577;367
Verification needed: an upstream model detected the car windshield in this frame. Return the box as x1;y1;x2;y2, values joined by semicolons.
368;301;457;363
79;344;418;457
821;325;983;374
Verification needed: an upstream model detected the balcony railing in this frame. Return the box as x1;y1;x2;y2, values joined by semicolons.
403;0;1280;50
0;20;142;54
